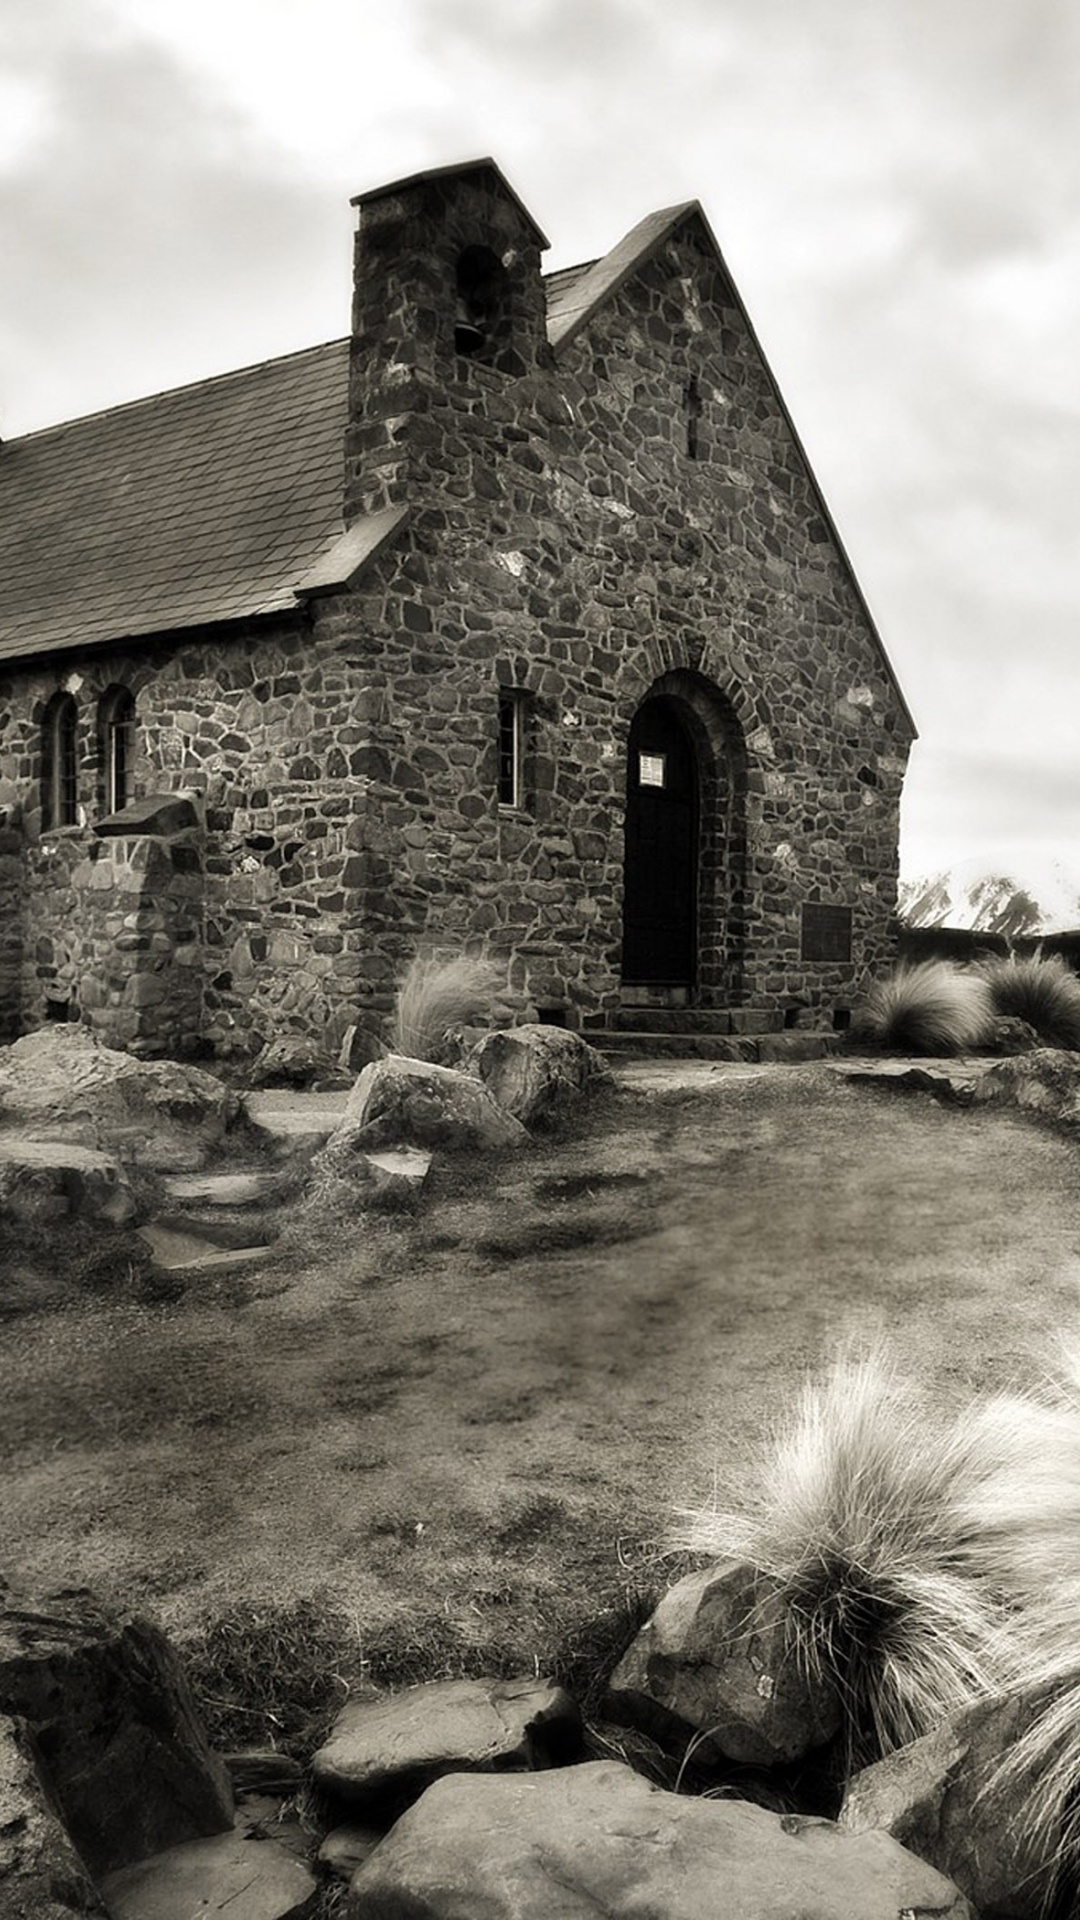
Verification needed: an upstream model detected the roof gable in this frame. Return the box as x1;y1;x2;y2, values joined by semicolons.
546;200;914;737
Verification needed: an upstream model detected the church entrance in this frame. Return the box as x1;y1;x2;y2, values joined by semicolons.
621;696;699;990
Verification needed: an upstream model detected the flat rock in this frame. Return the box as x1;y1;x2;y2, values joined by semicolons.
136;1223;271;1272
0;1138;136;1227
362;1146;433;1192
0;1027;239;1170
312;1676;581;1809
100;1827;318;1920
342;1057;527;1152
840;1683;1061;1919
0;1712;107;1918
242;1091;348;1160
607;1560;841;1767
828;1057;995;1103
346;1760;974;1919
0;1587;233;1879
469;1024;612;1127
161;1171;285;1208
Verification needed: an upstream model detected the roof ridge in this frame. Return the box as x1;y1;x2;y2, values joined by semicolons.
7;336;350;446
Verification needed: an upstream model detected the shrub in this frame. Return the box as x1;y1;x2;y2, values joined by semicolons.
389;951;506;1064
673;1349;1023;1768
977;951;1080;1050
855;959;995;1054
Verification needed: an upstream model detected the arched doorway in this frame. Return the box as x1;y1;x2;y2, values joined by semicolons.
621;697;699;989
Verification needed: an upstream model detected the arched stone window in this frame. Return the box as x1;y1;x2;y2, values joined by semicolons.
453;245;512;366
98;686;136;816
41;691;78;829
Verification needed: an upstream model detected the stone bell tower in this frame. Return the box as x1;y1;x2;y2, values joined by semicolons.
344;158;552;522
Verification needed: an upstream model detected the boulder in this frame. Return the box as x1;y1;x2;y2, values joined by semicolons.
346;1760;975;1919
606;1561;841;1767
0;1587;233;1879
987;1015;1040;1055
972;1047;1080;1126
249;1037;328;1088
840;1683;1061;1919
0;1138;136;1227
0;1027;240;1170
341;1057;527;1152
318;1823;385;1883
0;1713;107;1919
99;1827;318;1920
469;1024;612;1127
309;1132;434;1203
312;1676;581;1810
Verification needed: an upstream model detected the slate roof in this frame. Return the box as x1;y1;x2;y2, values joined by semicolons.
0;338;351;664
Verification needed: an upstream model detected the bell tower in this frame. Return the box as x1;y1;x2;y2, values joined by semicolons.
344;159;552;521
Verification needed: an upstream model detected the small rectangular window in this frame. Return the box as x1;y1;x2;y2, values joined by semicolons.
685;375;702;460
498;691;526;809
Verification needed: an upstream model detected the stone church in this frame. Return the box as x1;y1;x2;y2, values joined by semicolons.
0;159;914;1061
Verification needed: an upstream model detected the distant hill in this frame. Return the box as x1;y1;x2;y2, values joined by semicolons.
899;859;1080;938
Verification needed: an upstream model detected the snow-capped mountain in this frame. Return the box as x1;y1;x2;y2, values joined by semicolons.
899;858;1080;937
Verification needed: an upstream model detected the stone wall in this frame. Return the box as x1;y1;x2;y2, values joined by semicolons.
20;819;204;1054
330;191;912;1044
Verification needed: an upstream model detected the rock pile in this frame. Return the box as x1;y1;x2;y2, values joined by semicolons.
9;1572;1061;1919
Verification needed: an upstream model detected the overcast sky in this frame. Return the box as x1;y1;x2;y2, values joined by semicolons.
3;0;1078;883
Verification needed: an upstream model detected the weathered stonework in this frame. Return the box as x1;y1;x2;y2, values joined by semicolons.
0;161;913;1059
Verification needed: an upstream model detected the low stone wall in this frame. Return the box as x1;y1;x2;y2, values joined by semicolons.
23;817;205;1055
0;806;23;1042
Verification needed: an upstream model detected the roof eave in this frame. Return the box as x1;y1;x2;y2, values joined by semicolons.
294;504;410;599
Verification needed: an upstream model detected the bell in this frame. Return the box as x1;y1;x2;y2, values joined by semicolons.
453;306;486;355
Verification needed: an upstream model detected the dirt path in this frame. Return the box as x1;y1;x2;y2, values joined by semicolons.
4;1063;1080;1677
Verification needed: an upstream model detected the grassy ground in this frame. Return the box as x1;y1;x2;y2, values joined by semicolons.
4;1063;1080;1755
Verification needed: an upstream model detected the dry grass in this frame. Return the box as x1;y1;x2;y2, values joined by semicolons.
389;951;507;1064
674;1347;1025;1769
855;959;996;1054
957;1344;1080;1899
978;952;1080;1051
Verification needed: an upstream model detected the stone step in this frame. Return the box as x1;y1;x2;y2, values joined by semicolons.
241;1090;349;1159
585;1008;788;1036
590;1029;844;1063
137;1218;275;1273
161;1170;286;1209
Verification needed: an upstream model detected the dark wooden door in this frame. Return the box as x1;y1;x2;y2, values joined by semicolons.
622;699;698;986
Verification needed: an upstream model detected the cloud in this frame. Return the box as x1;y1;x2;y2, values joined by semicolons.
0;0;347;432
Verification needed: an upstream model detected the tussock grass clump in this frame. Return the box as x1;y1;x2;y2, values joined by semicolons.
389;950;507;1064
978;951;1080;1050
856;959;996;1054
674;1350;1022;1768
959;1345;1080;1894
